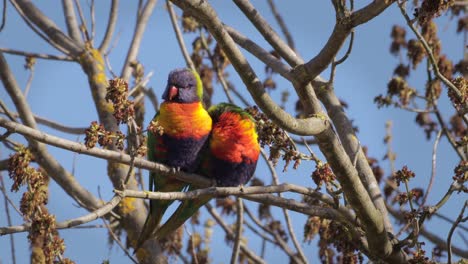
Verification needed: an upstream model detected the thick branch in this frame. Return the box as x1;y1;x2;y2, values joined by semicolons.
233;0;300;66
98;0;119;53
120;0;157;81
62;0;82;43
13;0;82;55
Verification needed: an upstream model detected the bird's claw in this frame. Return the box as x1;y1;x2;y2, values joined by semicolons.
170;166;181;174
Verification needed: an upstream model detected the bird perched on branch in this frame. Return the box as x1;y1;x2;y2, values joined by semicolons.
153;103;260;239
135;68;212;252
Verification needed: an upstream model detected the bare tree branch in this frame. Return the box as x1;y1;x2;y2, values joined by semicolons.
0;110;87;134
205;203;267;264
120;0;157;81
262;150;308;264
244;206;303;262
447;201;467;264
166;0;195;71
266;0;295;50
0;174;17;264
98;0;119;53
12;0;82;55
230;198;243;264
62;0;82;43
233;0;300;66
421;130;442;206
0;194;122;235
0;47;73;61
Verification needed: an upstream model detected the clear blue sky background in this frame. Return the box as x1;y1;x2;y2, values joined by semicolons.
0;1;465;263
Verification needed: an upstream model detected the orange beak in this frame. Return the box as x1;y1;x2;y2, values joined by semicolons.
168;86;178;100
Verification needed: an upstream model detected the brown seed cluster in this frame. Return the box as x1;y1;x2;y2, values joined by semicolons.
246;106;301;171
84;121;125;150
311;163;336;188
449;77;468;112
414;0;454;26
453;160;467;184
106;78;135;125
8;146;74;264
395;166;416;186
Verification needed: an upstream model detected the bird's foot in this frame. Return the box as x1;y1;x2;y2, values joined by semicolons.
239;184;245;193
170;166;181;174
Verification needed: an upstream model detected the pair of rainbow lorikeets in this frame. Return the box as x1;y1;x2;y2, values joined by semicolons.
135;68;260;250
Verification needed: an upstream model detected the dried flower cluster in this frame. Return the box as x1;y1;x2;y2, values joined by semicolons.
449;77;467;112
309;219;362;264
453;160;467;184
408;248;435;264
374;77;416;108
311;163;336;188
8;146;74;263
84;121;125;150
395;165;416;186
414;0;454;26
106;78;135;124
246;106;301;171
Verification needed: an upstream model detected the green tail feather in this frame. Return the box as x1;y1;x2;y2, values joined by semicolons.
153;185;211;240
134;172;187;253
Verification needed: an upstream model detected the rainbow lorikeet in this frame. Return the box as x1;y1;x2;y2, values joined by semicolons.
135;68;212;251
152;103;261;239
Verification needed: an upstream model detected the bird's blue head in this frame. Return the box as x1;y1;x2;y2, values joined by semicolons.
162;68;203;103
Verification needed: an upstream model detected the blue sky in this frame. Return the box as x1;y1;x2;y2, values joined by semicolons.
0;1;465;263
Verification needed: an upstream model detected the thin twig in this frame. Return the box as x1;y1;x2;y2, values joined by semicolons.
233;0;299;66
397;0;467;116
433;212;468;233
120;0;157;81
0;174;17;264
99;0;119;53
199;29;235;103
73;0;91;41
205;203;266;264
9;0;70;54
89;0;96;42
0;110;87;134
243;206;300;260
0;0;6;31
230;198;243;264
243;220;277;244
447;201;467;264
98;187;138;264
166;0;195;71
421;130;442;206
0;194;122;235
102;219;138;264
0;100;16;121
266;0;295;50
261;149;308;264
23;64;34;98
329;30;354;84
0;48;73;61
433;104;466;160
